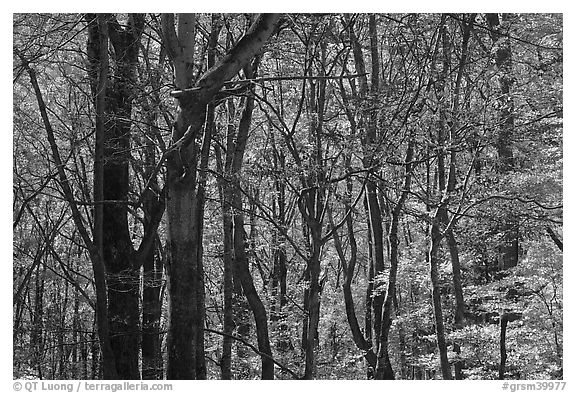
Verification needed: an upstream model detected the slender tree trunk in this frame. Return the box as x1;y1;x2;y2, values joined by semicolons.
302;224;322;380
232;190;275;379
301;47;329;379
441;14;475;380
347;15;387;356
486;13;519;269
329;161;377;372
270;140;290;351
31;262;45;378
216;145;234;379
499;314;508;379
447;229;465;379
141;137;164;380
229;56;274;379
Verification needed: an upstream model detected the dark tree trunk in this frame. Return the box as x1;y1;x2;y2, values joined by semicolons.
486;13;519;270
347;15;387;360
86;14;145;379
228;59;275;378
302;224;322;379
31;262;45;378
213;40;274;378
499;314;508;380
546;226;563;251
104;15;145;380
329;155;377;372
84;14;118;379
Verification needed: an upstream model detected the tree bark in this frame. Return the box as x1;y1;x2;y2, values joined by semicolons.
86;14;147;379
499;314;508;379
103;14;145;380
162;13;280;379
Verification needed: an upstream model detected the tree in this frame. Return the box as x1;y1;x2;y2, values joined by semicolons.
160;13;280;379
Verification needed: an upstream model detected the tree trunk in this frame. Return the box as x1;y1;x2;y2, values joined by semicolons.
429;216;453;380
85;14;118;379
270;139;290;351
162;13;280;379
329;173;377;372
486;13;519;269
216;145;234;379
375;137;414;380
499;314;508;379
86;14;145;379
347;15;387;355
441;14;475;380
141;135;164;380
231;55;274;380
233;191;275;379
31;262;45;378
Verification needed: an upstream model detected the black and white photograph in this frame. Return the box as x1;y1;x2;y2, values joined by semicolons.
12;11;563;383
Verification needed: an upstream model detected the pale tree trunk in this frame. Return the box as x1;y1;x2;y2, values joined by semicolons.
161;13;280;379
